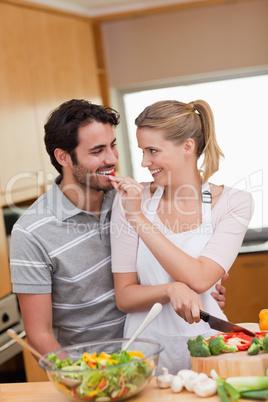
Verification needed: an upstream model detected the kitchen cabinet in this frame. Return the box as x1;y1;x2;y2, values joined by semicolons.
223;252;268;324
0;1;102;207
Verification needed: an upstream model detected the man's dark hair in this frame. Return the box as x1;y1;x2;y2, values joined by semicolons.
44;99;120;174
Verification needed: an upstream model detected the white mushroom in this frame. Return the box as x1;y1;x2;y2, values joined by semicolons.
156;367;173;388
185;372;208;392
193;377;218;397
170;375;184;393
177;369;196;386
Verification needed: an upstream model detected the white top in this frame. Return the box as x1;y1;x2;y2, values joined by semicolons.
111;182;253;374
111;182;254;274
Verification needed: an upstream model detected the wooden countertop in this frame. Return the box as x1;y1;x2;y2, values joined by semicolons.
0;378;257;402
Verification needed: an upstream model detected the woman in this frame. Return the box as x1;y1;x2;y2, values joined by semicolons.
109;100;253;374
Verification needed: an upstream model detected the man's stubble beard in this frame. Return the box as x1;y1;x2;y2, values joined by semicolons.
72;164;114;192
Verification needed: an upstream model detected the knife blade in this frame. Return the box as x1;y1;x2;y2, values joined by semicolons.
200;310;255;337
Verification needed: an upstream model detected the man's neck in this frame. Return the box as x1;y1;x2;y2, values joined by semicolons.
59;177;104;217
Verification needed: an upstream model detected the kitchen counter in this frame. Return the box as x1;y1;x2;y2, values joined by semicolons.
0;378;257;401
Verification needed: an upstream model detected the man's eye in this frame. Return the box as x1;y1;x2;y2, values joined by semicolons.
92;149;102;154
112;142;117;148
150;149;157;154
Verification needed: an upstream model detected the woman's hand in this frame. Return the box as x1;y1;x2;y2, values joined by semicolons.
109;176;144;222
166;282;203;324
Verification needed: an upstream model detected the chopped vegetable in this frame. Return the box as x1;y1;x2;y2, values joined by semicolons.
187;335;211;357
209;335;238;355
224;333;253;351
263;334;268;352
47;349;154;401
247;333;268;355
248;337;263;355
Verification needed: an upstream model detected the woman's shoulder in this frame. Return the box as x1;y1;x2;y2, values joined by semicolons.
211;184;254;220
221;185;253;202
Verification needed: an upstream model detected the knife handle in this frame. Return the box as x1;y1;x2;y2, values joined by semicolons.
200;310;210;322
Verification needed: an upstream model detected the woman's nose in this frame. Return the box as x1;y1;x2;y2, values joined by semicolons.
141;153;151;168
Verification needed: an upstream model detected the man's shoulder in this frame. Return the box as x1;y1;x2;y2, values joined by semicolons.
13;191;54;230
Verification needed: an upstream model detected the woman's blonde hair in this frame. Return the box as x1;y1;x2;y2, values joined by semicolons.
135;99;224;183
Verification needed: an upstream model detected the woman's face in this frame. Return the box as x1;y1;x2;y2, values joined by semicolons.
136;127;187;186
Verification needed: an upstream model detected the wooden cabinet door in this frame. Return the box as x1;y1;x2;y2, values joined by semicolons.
22;8;102;186
0;3;102;203
0;3;43;206
223;253;268;324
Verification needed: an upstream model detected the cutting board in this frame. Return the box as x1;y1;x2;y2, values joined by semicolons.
191;350;268;378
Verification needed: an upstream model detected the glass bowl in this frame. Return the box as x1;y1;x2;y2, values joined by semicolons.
39;338;163;401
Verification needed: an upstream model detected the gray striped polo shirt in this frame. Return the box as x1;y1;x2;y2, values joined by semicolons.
10;177;125;346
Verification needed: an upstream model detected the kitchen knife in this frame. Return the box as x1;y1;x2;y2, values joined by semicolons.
200;310;255;337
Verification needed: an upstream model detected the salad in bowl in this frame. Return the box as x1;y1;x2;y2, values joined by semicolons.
39;338;163;401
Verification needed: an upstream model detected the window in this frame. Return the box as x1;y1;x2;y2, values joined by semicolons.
123;74;268;229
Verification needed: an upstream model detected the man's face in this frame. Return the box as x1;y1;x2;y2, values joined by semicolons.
70;121;118;192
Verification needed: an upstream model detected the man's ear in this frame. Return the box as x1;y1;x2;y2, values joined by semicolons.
183;138;195;155
54;148;71;168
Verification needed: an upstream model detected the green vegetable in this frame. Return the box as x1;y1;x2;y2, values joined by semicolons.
209;335;238;355
217;383;230;402
210;369;240;402
225;376;268;393
187;335;211;357
248;337;263;355
263;334;268;352
240;388;268;400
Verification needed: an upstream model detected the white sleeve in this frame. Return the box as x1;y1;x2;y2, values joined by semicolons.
110;191;139;273
200;187;254;272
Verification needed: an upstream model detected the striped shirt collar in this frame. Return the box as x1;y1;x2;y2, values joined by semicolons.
47;176;115;222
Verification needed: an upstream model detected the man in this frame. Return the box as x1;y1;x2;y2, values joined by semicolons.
10;99;226;355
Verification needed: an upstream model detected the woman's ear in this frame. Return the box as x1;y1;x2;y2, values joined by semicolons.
54;148;71;168
183;138;195;155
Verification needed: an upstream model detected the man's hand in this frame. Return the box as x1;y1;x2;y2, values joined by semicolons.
211;272;229;309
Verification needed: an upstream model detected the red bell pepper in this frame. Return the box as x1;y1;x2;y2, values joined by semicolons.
217;332;253;351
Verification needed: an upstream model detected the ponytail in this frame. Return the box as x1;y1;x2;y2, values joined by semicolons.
192;100;224;182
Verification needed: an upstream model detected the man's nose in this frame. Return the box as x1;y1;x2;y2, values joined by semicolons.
105;148;118;165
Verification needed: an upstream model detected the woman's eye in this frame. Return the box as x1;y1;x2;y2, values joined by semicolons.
150;149;157;154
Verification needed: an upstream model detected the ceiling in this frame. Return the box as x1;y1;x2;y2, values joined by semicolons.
24;0;204;17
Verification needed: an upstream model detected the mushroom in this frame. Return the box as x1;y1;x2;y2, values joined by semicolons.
185;372;208;392
170;375;184;393
193;376;218;397
156;367;173;388
177;369;196;385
